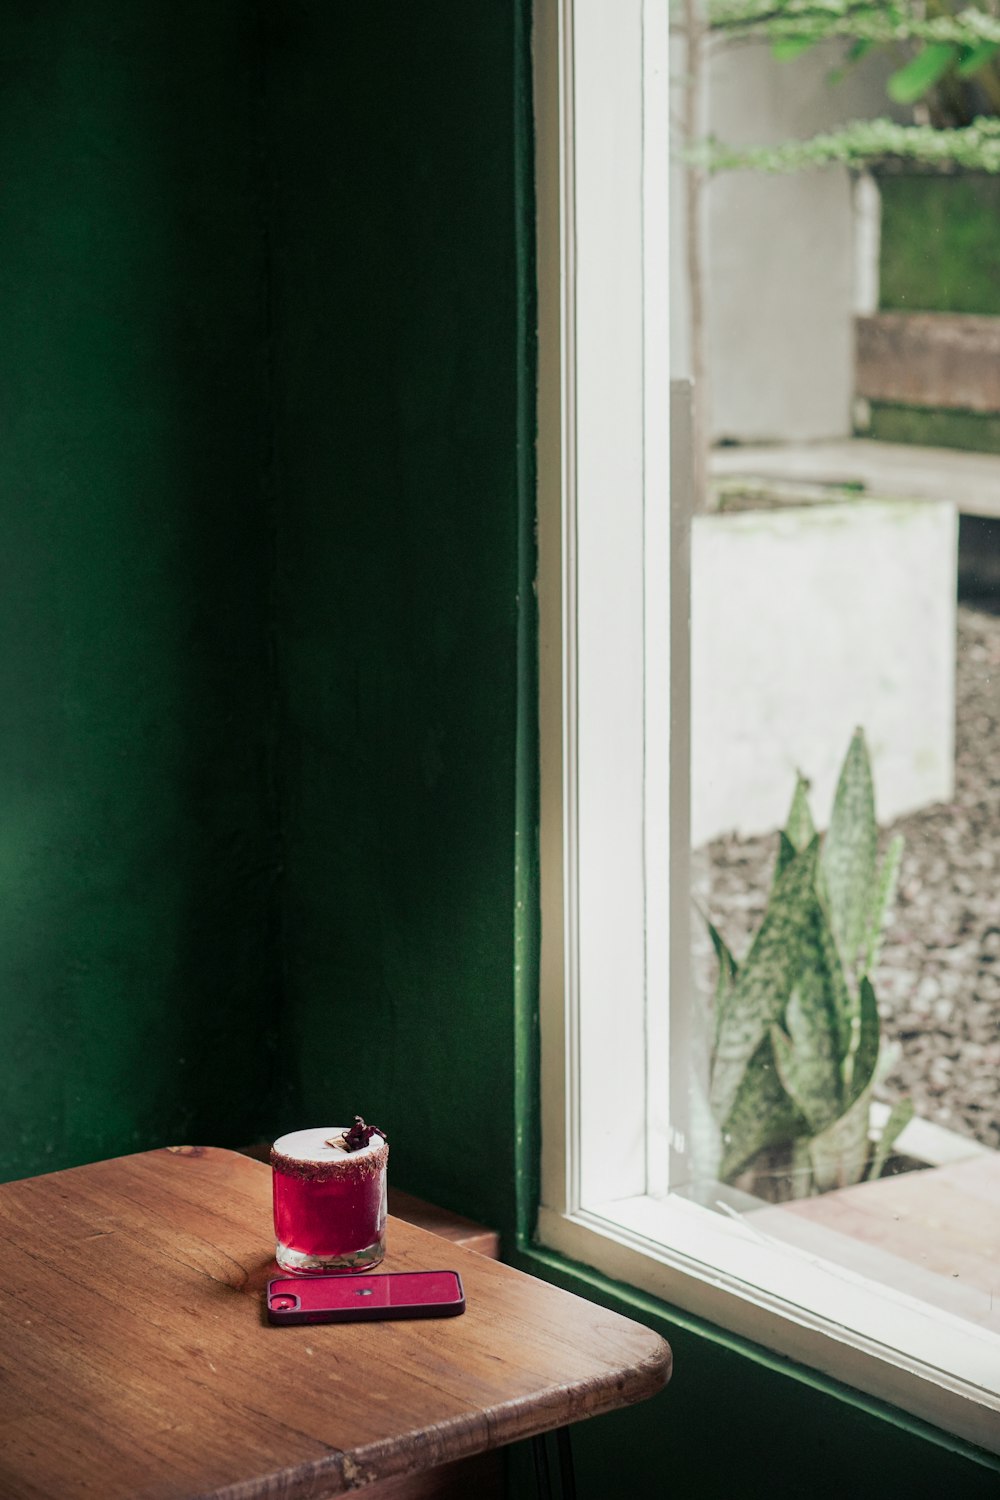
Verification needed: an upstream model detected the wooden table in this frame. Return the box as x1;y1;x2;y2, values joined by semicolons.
0;1147;671;1499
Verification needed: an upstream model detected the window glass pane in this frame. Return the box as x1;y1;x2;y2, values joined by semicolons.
675;5;1000;1345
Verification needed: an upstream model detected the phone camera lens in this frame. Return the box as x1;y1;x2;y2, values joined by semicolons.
271;1295;296;1310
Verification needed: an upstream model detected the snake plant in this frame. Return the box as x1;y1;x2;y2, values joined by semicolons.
708;729;913;1195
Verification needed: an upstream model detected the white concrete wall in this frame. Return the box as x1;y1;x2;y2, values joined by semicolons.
691;499;957;846
671;37;893;444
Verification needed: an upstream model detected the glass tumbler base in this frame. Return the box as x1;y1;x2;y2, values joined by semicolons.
275;1233;386;1275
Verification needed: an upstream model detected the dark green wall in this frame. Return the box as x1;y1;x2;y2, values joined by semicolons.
0;0;526;1216
265;0;528;1232
0;1;279;1179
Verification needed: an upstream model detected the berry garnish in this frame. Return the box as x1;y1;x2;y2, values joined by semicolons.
326;1116;385;1152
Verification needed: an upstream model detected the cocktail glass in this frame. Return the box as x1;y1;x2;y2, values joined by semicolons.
271;1124;388;1274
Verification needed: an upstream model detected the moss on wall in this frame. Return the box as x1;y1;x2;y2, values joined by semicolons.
879;173;1000;315
867;402;1000;454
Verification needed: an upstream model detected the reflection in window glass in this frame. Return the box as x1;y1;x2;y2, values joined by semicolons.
677;8;1000;1340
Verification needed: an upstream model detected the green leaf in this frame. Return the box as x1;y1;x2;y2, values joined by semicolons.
828;37;875;86
784;773;816;854
707;919;739;1049
774;831;798;886
709;1;1000;51
775;774;815;887
719;1036;808;1181
846;975;881;1104
867;1098;915;1182
808;1085;872;1192
863;834;903;977
820;729;877;969
773;36;816;61
711;839;820;1124
815;881;856;1065
769;954;844;1135
888;43;959;105
707;919;738;983
789;1137;816;1198
958;40;1000;78
702;116;1000;178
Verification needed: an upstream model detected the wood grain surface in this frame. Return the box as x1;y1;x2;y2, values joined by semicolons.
856;311;1000;414
0;1147;671;1499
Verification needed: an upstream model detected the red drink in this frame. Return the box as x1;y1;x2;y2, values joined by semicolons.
271;1125;388;1274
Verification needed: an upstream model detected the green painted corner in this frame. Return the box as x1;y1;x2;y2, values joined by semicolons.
0;0;534;1221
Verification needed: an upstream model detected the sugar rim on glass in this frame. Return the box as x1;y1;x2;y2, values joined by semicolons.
270;1126;389;1184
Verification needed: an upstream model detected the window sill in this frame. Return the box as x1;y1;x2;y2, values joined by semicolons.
537;1193;1000;1456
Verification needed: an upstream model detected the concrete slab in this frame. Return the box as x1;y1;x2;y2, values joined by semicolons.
711;438;1000;519
692;497;956;844
750;1154;1000;1333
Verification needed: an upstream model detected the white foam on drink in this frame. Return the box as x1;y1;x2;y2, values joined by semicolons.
272;1126;386;1164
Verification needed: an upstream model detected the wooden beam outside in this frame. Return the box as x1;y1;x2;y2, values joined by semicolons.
856;311;1000;414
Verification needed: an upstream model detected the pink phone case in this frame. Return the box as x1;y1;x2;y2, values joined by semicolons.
266;1269;466;1325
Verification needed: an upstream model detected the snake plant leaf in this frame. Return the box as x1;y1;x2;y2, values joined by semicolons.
719;1035;808;1181
862;834;904;978
769;940;844;1134
846;975;881;1105
867;1097;915;1182
711;838;820;1124
707;919;739;1050
785;772;816;854
814;882;857;1066
788;1138;816;1200
820;728;877;970
707;919;738;986
888;43;960;106
807;1085;873;1193
774;830;798;886
775;774;815;885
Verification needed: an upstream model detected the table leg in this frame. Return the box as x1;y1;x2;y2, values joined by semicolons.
531;1433;552;1497
530;1430;577;1500
556;1427;577;1497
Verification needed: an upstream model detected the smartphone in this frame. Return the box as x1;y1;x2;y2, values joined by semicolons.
266;1269;466;1325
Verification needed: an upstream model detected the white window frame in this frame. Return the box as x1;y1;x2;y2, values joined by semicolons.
534;0;1000;1457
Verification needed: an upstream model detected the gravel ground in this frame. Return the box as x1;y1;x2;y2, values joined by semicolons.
692;603;1000;1153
